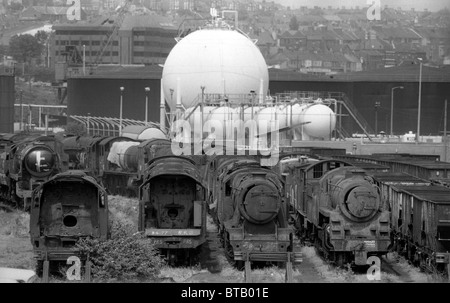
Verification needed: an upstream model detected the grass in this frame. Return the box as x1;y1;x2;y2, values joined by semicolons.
0;210;34;270
108;195;139;231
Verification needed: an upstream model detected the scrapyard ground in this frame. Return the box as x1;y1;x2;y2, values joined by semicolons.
0;196;444;283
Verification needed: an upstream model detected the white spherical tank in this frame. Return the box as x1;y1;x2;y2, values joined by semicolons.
299;104;336;138
162;28;269;111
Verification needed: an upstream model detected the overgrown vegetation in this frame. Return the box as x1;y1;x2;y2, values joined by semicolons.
76;223;166;282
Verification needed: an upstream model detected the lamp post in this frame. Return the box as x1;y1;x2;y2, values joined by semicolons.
83;45;86;75
119;87;124;136
145;87;150;126
417;58;423;143
374;101;380;136
19;89;23;131
390;86;404;136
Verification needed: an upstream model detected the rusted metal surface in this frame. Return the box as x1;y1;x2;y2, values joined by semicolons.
332;154;450;180
139;153;207;263
30;170;109;263
0;134;68;208
285;159;390;266
206;154;298;276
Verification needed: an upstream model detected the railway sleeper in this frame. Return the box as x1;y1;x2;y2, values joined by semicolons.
240;252;303;283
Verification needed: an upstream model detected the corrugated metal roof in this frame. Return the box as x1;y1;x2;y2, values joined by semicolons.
333;64;450;82
372;172;430;183
71;60;450;83
398;185;450;203
269;64;450;82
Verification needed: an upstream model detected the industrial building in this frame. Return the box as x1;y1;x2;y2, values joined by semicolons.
67;64;450;137
0;73;15;133
52;14;177;67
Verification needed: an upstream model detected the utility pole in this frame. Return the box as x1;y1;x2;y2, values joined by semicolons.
444;99;448;162
416;58;423;143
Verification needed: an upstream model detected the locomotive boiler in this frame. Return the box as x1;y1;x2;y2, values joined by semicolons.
285;159;390;266
205;155;301;281
0;134;68;209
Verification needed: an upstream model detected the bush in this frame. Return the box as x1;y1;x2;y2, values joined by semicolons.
76;223;166;282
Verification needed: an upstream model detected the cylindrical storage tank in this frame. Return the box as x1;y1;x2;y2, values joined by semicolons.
207;106;239;123
254;106;290;131
243;106;262;122
206;107;239;137
137;128;167;141
290;103;306;126
162;28;269;111
107;141;140;169
183;106;215;131
299;104;336;138
123;145;139;171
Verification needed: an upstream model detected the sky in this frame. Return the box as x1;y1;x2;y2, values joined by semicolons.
271;0;449;12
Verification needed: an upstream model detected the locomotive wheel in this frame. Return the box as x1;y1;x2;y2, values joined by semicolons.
235;260;245;271
334;253;347;268
35;260;43;277
224;236;234;262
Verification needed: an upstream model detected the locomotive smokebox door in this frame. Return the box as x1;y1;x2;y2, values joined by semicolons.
354;250;367;265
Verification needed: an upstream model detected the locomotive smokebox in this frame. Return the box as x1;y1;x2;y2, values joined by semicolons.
330;169;380;222
24;146;56;178
236;179;281;225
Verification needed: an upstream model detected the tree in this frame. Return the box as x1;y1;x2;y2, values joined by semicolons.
34;30;49;45
7;2;23;11
8;34;43;64
289;16;299;31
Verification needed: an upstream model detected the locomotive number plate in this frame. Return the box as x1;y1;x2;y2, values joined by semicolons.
364;240;376;248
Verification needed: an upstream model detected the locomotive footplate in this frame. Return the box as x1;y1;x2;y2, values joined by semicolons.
34;249;82;261
237;252;303;283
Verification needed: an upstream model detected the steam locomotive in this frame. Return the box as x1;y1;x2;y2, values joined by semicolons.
285;158;391;267
0;133;68;209
30;170;109;279
61;135;170;196
138;141;208;265
204;155;301;281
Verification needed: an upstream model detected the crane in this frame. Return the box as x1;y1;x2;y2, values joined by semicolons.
92;0;132;65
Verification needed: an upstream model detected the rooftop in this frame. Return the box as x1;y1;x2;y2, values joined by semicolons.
398;185;450;203
71;64;163;79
